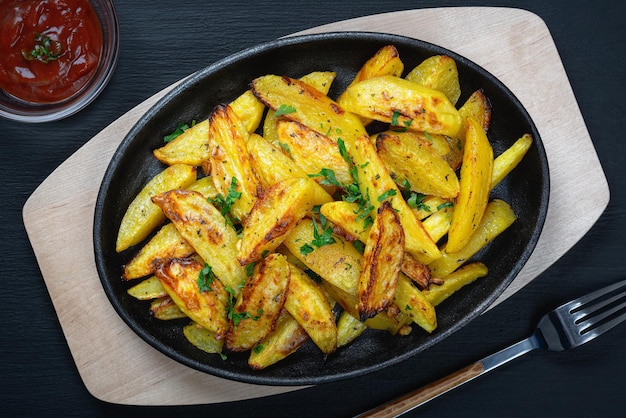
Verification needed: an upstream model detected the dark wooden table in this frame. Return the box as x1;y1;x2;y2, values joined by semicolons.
2;1;625;416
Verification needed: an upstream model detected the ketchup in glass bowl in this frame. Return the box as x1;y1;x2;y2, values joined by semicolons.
0;0;119;122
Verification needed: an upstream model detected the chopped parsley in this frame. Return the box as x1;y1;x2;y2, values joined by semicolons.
274;104;297;116
406;192;429;211
197;263;215;293
163;120;196;143
299;216;336;256
337;138;374;228
22;33;62;63
308;167;342;187
207;177;242;228
278;141;292;156
390;110;413;131
377;189;397;202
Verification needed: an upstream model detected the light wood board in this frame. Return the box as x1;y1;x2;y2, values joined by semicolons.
22;7;609;406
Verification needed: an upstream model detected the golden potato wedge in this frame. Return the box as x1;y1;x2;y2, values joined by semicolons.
262;71;337;145
285;265;337;354
226;253;291;352
347;45;404;88
151;189;247;292
283;218;361;295
154;258;229;337
349;135;441;264
401;253;432;290
492;133;533;188
252;74;368;145
150;296;187;320
183;321;225;355
276;119;353;186
248;310;309;370
337;44;404;125
122;223;194;280
405;55;461;105
376;131;460;199
421;204;453;244
430;199;517;278
412;195;450;220
422;262;489;306
338;75;462;137
116;163;197;252
229;89;266;134
320;201;369;242
358;201;405;321
456;89;492;146
237;177;330;265
127;275;168;300
447;117;494;253
186;175;219;200
336;310;367;348
208;103;259;221
153;120;211;167
373;130;462;171
247;133;334;201
394;274;437;333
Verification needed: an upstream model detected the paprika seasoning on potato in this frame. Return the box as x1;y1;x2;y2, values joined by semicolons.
0;0;103;103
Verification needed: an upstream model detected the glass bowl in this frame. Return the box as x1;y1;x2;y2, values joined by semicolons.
0;0;119;123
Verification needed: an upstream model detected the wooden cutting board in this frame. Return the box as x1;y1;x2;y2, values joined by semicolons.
22;7;609;406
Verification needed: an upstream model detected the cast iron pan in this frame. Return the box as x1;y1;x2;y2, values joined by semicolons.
94;32;549;386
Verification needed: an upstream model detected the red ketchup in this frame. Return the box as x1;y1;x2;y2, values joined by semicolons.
0;0;103;104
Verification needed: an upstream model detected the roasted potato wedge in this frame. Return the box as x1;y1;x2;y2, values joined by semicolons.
447;116;494;253
423;262;489;306
492;133;533;188
127;275;167;300
401;253;432;290
320;201;369;242
247;133;334;201
186;175;219;199
229;89;266;134
237;177;330;265
122;223;194;280
183;322;225;355
263;71;336;145
150;296;187;320
376;131;460;199
116;163;197;252
285;264;337;354
276;119;353;186
337;44;404;124
336;311;367;348
248;310;309;370
405;55;461;105
283;218;361;295
153;120;211;166
208;103;259;221
456;89;492;146
430;199;517;278
226;253;291;352
338;75;462;137
345;45;404;89
252;74;367;145
154;258;230;337
151;189;247;292
393;274;437;333
358;201;405;321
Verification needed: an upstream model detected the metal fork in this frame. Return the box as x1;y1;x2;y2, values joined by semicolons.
356;279;626;418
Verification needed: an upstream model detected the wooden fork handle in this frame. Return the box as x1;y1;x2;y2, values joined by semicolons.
357;362;485;417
